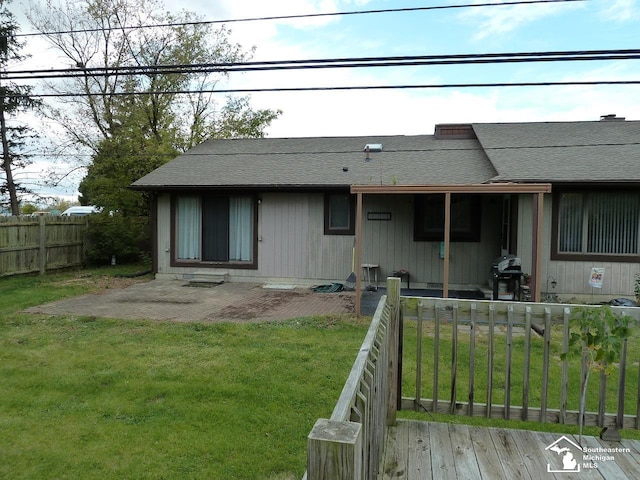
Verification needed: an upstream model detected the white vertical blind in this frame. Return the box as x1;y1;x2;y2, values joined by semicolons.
177;196;201;259
229;196;253;261
559;192;639;255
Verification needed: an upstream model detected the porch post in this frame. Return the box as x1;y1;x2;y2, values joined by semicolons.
443;192;451;298
532;193;544;302
355;192;363;317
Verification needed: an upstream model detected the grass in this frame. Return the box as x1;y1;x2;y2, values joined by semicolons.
0;266;369;479
3;267;639;478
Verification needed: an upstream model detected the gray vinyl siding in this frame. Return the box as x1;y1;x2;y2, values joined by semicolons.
361;195;502;287
156;192;503;287
516;194;640;300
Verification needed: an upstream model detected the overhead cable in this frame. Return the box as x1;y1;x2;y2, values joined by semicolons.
6;49;640;81
14;80;640;99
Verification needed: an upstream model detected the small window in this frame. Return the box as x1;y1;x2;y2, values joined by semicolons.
324;193;355;235
414;194;481;242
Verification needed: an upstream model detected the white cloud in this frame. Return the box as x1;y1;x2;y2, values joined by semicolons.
602;0;639;21
457;0;585;40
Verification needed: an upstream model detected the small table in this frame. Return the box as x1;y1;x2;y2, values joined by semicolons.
361;264;380;291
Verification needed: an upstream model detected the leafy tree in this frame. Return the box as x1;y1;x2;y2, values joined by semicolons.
0;0;42;215
561;305;632;444
28;0;280;262
27;0;280;164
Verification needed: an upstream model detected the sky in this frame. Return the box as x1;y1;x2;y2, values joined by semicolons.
8;0;640;202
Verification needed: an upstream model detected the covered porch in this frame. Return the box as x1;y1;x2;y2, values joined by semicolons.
306;277;640;479
351;183;552;317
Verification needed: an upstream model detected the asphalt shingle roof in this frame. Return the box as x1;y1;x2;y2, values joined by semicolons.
131;120;640;190
473;120;640;183
132;134;497;189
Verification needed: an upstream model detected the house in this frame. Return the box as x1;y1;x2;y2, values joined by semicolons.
131;116;640;307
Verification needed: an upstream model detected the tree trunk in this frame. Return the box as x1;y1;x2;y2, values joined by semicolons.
0;98;20;215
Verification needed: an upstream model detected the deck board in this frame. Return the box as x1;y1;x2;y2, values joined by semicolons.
379;420;640;479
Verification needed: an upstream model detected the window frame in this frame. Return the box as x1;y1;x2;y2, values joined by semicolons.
324;192;356;235
171;192;258;269
413;194;482;242
551;187;640;262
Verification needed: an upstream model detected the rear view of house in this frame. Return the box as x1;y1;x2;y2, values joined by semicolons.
132;116;640;304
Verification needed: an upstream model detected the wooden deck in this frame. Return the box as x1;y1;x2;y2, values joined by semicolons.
380;419;640;479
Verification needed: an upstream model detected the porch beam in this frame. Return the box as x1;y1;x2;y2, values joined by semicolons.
351;183;551;195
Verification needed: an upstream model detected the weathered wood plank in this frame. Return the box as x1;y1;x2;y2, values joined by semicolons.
407;420;431;479
382;420;640;480
560;307;570;425
486;304;495;419
522;306;532;422
505;305;514;420
428;422;457;479
468;425;506;479
415;303;423;411
307;419;362;480
448;423;482;479
450;303;459;415
468;303;477;417
491;427;533;479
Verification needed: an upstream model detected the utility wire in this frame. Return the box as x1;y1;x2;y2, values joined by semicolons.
14;80;640;99
28;141;640;160
6;49;640;80
16;0;587;38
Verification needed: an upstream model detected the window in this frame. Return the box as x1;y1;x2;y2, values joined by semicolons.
414;194;481;242
324;193;355;235
554;190;640;260
175;194;256;266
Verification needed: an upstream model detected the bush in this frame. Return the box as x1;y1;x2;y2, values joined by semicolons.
85;213;151;265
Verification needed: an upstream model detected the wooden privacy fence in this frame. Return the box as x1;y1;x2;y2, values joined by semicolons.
0;216;88;276
306;277;401;480
401;295;640;430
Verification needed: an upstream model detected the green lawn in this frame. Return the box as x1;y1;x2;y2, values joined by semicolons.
0;267;369;479
3;268;639;478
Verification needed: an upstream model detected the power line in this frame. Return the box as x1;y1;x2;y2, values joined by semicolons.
28;140;640;160
16;0;587;38
6;49;640;80
13;79;640;99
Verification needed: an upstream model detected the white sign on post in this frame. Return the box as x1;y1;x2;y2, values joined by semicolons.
589;267;605;289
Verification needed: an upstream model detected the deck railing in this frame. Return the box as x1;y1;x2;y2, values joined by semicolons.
401;292;640;429
306;278;640;479
305;278;401;480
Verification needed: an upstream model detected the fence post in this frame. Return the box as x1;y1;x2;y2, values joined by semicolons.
39;215;46;275
307;419;362;480
386;276;401;426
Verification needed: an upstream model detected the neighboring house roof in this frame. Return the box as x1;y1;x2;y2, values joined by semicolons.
131;119;640;190
474;120;640;183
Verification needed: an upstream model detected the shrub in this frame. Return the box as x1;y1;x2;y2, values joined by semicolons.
85;213;150;265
